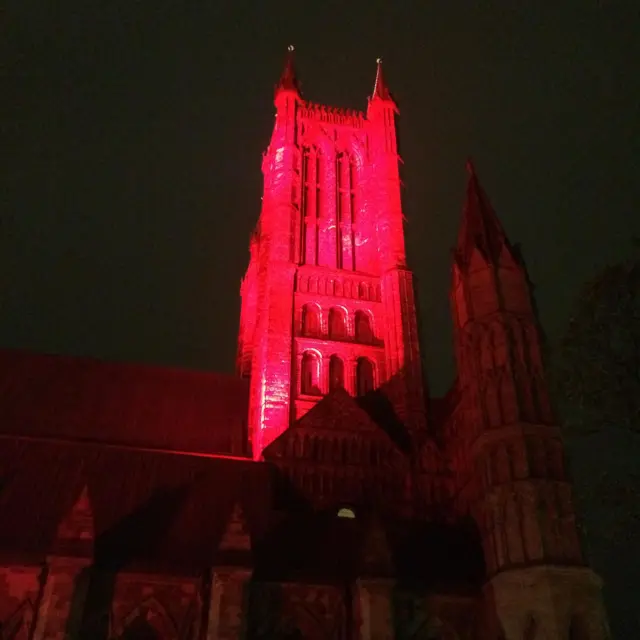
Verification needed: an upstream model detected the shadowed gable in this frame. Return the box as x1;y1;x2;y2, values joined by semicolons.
263;388;395;460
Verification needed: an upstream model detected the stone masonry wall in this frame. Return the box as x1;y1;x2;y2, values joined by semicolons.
0;564;44;639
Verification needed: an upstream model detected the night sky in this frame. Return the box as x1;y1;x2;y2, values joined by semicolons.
2;2;639;395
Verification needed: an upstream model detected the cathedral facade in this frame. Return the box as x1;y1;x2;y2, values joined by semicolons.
0;52;609;639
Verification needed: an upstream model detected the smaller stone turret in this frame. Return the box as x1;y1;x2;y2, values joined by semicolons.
447;162;609;639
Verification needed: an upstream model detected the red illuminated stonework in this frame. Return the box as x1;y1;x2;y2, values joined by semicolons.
239;54;425;459
0;51;610;640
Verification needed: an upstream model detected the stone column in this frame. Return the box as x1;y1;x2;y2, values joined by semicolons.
206;568;252;640
32;556;91;640
0;564;44;639
486;566;610;640
356;579;394;640
347;355;357;397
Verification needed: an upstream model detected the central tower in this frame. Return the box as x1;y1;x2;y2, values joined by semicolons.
238;49;425;459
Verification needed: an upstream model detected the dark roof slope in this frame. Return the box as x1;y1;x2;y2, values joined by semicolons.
0;437;270;571
0;436;484;586
0;349;249;455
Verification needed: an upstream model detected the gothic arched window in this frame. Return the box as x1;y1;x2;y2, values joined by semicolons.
328;307;347;339
354;310;373;343
301;352;321;395
356;357;375;396
337;152;356;270
329;355;345;391
301;304;321;336
301;146;322;265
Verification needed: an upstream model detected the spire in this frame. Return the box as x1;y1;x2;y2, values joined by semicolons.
455;159;512;267
371;57;392;101
275;44;299;97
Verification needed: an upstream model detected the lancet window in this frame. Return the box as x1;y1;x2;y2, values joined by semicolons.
356;357;375;396
301;304;321;336
301;352;322;395
301;146;322;265
328;307;347;339
336;151;356;269
354;310;373;343
329;355;345;391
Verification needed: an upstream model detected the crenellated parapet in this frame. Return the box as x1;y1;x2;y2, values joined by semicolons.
299;101;366;127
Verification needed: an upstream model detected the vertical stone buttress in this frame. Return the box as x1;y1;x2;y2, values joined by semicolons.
241;55;427;459
368;64;426;432
32;486;94;640
356;516;395;640
245;51;299;458
206;503;252;639
449;163;609;639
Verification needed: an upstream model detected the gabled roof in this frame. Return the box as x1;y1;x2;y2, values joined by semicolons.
294;387;386;435
0;436;270;571
0;436;484;586
0;343;484;584
0;349;249;456
263;389;395;461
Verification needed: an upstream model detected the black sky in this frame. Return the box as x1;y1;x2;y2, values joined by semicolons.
2;1;639;395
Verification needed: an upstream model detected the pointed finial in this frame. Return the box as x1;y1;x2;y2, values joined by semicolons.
275;44;299;96
371;56;392;101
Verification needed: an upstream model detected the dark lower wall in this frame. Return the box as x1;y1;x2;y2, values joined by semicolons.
0;561;480;639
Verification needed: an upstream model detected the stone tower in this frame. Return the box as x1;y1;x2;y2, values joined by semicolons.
238;49;425;459
448;162;610;639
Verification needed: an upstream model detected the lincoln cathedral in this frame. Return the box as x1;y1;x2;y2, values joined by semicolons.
0;50;609;639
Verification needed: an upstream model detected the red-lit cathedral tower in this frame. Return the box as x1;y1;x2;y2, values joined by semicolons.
238;50;425;459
